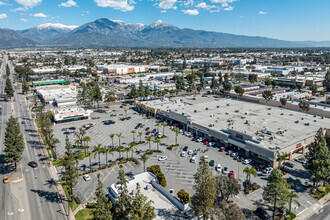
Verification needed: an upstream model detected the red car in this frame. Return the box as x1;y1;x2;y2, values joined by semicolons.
204;141;209;145
229;171;235;178
146;131;151;135
219;147;225;152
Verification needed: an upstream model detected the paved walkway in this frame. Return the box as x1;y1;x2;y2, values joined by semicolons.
296;192;330;220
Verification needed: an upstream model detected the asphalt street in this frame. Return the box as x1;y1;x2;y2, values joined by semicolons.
0;56;66;220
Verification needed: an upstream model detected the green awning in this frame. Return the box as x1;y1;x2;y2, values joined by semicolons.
62;115;85;120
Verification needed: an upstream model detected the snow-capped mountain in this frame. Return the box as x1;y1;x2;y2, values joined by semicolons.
18;23;78;44
36;23;78;31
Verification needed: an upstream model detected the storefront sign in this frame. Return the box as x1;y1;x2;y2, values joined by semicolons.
296;143;302;148
236;134;243;139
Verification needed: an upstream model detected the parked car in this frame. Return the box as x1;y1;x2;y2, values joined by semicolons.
181;152;186;157
231;152;238;157
209;160;215;167
28;161;38;168
182;146;188;151
83;174;91;181
262;167;273;174
243;159;253;165
188;150;193;155
295;157;307;164
146;131;151;135
229;171;235;178
255;207;271;220
158;156;167;161
222;166;229;174
203;141;209;145
207;142;215;147
219;147;226;152
197;137;203;142
3;176;9;184
145;127;150;131
226;150;232;155
190;156;197;163
216;164;222;172
203;156;209;162
283;162;294;168
152;129;157;133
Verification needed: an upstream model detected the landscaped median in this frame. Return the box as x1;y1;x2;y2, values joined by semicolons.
11;178;24;184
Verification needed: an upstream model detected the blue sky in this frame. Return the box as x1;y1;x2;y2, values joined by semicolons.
0;0;329;41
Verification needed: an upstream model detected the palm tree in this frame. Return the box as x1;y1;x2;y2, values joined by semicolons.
109;133;115;147
116;146;124;160
82;136;91;156
129;142;137;158
138;131;143;143
93;144;103;169
124;109;128;118
131;130;136;142
161;121;166;136
172;128;179;145
139;154;149;172
153;138;162;151
116;133;124;147
146;136;152;151
155;122;160;133
243;166;257;190
287;190;300;214
124;147;130;159
49;134;60;159
101;146;113;166
276;152;290;169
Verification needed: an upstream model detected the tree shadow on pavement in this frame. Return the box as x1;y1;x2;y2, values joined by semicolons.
0;154;13;175
286;177;307;193
44;178;58;189
31;189;62;203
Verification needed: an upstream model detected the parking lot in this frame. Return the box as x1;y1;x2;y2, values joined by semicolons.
52;103;317;218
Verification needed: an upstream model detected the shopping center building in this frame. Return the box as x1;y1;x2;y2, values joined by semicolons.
136;95;329;167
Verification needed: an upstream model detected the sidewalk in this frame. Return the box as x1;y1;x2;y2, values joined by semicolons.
296;193;330;220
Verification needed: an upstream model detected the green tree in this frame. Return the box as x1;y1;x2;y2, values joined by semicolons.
129;85;139;99
310;85;317;95
271;80;278;89
93;84;102;108
215;175;240;201
276;152;290;169
128;183;156;220
298;101;310;112
153;138;162;151
138;80;145;98
115;169;132;218
131;130;136;142
218;72;223;85
139;154;149;172
104;91;117;107
109;133;115;147
48;134;60;159
144;84;151;97
62;136;79;199
92;173;113;220
248;74;258;83
280;98;287;107
234;86;244;97
223;83;232;95
177;189;191;204
5;77;14;99
172;128;179;145
243;166;257;190
117;132;124;147
305;128;330;187
101;146;113;166
210;75;219;90
93;144;103;168
265;78;271;86
263;168;290;219
297;83;303;91
287;190;300;215
262;90;273;105
4;116;25;170
160;121;166;136
212;201;245;220
146;136;153;151
193;156;217;220
22;79;29;94
323;70;330;92
199;74;205;88
138;131;143;143
224;73;229;83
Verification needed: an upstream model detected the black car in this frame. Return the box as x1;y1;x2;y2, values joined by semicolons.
28;161;38;168
145;127;150;131
135;125;140;129
152;129;157;133
255;207;271;220
182;146;188;151
209;160;215;167
127;116;131;120
283;162;294;168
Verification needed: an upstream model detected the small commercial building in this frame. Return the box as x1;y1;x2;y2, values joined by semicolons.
96;64;149;75
32;79;68;87
51;107;92;123
36;85;77;106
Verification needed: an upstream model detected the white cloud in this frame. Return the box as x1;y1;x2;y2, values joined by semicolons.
0;13;7;19
183;0;193;7
182;9;199;15
15;0;42;9
32;12;48;17
11;7;28;12
240;15;244;18
20;18;28;22
94;0;135;12
59;0;77;7
210;0;238;3
196;2;218;10
158;0;177;10
0;1;9;6
259;11;267;15
160;10;166;13
223;6;233;11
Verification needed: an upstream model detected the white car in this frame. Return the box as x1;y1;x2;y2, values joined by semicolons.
222;166;229;174
190;156;196;163
83;174;91;181
207;142;215;147
203;156;209;163
197;138;203;142
262;167;273;174
180;152;186;157
188;150;193;155
158;156;168;161
231;152;238;157
243;159;252;165
216;164;222;172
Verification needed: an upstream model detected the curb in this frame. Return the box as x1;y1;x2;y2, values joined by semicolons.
11;178;24;184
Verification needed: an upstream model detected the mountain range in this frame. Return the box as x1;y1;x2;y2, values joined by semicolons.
0;18;329;48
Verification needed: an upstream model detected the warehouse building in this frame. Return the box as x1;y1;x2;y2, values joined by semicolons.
36;86;77;107
136;96;329;167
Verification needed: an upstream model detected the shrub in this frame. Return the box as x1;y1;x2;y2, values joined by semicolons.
318;186;326;193
86;202;96;208
74;196;81;204
177;189;191;204
147;165;166;187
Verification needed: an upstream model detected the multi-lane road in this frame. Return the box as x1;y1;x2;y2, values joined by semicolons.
0;55;67;220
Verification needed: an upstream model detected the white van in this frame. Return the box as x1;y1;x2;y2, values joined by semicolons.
190;156;196;163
